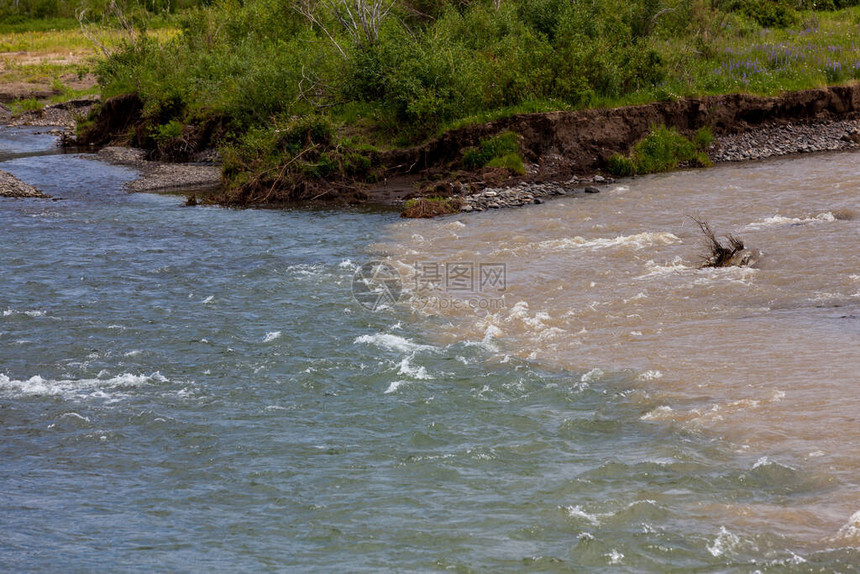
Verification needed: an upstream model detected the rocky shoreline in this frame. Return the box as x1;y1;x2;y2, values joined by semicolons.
459;175;609;212
4;89;860;207
0;169;50;198
94;147;221;193
455;116;860;213
3;97;98;131
710;117;860;162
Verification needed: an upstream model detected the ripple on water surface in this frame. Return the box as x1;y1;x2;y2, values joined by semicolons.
1;128;859;571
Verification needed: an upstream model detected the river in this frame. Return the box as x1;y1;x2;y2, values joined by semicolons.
1;126;858;571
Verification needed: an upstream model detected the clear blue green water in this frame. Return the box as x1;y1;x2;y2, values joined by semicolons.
1;128;858;572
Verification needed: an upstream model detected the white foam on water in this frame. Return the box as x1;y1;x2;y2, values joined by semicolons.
565;505;603;526
59;412;90;423
745;212;837;230
692;265;759;286
2;308;46;317
338;258;356;269
752;456;771;469
581;368;604;383
637;370;663;381
707;526;740;557
536;232;681;253
835;510;860;541
397;356;433;380
636;257;692;280
384;380;411;394
641;405;675;421
354;333;435;354
287;263;325;276
623;292;649;303
605;550;624;565
263;331;282;342
0;372;167;401
202;295;215;304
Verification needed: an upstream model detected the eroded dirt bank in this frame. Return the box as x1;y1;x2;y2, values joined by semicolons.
385;85;860;179
19;85;860;206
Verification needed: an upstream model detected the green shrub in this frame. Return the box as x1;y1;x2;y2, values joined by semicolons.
153;119;183;142
486;152;525;174
608;125;713;176
692;126;713;150
719;0;800;28
462;131;521;169
632;125;697;173
9;98;43;113
607;154;637;177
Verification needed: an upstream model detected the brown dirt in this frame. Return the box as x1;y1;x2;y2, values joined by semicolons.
75;92;143;146
0;51;97;103
76;85;860;208
383;85;860;182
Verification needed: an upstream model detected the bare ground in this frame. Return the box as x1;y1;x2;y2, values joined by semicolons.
95;146;221;193
0;51;97;104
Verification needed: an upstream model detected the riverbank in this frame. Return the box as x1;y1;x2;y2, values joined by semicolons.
94;146;220;194
0;168;49;198
5;86;860;207
458;114;860;212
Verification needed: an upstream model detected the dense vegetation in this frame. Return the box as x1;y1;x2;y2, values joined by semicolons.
0;0;199;22
9;0;860;197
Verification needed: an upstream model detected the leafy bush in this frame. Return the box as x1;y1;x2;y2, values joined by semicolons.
607;154;637;177
486;152;525;174
719;0;800;28
462;131;520;169
81;0;860;197
153;119;183;142
608;125;713;176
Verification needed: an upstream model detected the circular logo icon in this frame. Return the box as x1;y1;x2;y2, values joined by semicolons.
352;261;403;311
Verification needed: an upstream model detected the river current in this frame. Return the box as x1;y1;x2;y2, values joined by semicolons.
1;127;858;572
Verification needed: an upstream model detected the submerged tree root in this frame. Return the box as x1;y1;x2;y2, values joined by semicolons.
693;217;759;268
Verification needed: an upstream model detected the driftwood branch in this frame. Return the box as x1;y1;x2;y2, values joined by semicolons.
691;216;747;268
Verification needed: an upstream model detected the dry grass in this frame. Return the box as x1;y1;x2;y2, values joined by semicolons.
0;27;175;104
401;196;463;218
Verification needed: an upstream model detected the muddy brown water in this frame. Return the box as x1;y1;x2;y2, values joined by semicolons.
381;149;860;546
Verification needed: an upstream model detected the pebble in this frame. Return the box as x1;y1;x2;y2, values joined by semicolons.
0;169;50;198
711;118;860;163
459;117;860;214
459;175;611;212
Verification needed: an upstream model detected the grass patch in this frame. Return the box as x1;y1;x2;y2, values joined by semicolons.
0;18;79;35
8;97;43;113
462;131;523;172
608;125;713;177
486;152;525;175
401;196;462;218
